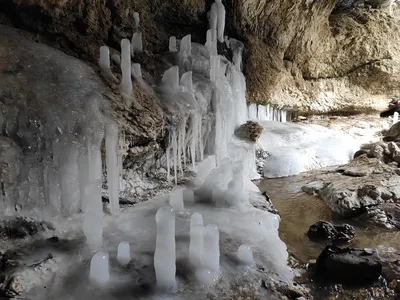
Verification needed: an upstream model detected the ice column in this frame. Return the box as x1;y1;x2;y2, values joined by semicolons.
120;39;133;96
154;207;177;289
105;122;119;215
169;36;177;52
89;251;110;285
99;46;117;82
237;244;254;265
117;241;131;266
189;213;204;268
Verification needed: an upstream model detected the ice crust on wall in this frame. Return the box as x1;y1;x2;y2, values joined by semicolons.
0;27;124;221
259;121;361;178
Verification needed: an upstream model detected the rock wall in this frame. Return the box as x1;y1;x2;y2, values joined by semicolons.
0;0;399;113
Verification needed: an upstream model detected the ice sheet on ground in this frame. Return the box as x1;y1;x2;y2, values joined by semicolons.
259;121;361;178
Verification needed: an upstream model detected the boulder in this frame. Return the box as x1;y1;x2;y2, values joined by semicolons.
234;121;263;142
307;221;355;243
316;244;382;284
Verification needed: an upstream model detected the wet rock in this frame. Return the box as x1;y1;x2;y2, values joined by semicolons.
0;217;53;239
316;245;382;284
307;221;355;243
301;181;325;195
234;121;263;142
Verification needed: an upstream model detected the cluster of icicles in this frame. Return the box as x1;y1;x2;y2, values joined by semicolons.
89;160;255;289
89;0;259;290
247;103;289;123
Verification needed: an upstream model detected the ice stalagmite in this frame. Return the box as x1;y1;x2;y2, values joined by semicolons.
131;32;143;55
216;0;226;43
133;12;140;29
154;207;176;289
117;241;131;266
257;105;267;121
120;39;133;96
189;213;203;268
89;251;110;285
237;244;254;265
99;46;118;82
161;66;180;93
179;34;192;73
202;224;220;272
105;121;119;215
169;36;177;52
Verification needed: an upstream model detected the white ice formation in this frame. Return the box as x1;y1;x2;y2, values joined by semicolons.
117;241;131;266
169;186;184;211
237;244;255;265
259;121;361;178
169;36;177;52
248;103;289;122
154;207;177;289
89;252;110;285
189;212;204;268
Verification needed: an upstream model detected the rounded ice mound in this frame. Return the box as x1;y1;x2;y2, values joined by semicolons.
259;121;360;178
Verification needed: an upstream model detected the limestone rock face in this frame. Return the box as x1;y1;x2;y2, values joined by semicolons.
1;0;399;113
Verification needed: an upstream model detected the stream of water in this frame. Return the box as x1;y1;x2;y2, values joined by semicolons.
259;176;400;264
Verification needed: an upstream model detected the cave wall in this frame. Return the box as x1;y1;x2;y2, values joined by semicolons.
0;0;399;114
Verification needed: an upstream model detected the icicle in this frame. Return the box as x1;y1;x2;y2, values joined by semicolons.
177;122;185;174
216;0;226;43
229;38;244;71
131;32;143;55
105;121;119;215
133;12;140;29
99;46;118;82
257;105;267;121
248;104;257;120
169;36;177;52
172;130;178;184
209;2;218;41
120;39;133;96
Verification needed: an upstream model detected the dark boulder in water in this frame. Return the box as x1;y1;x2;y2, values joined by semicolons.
307;221;355;244
316;244;382;284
